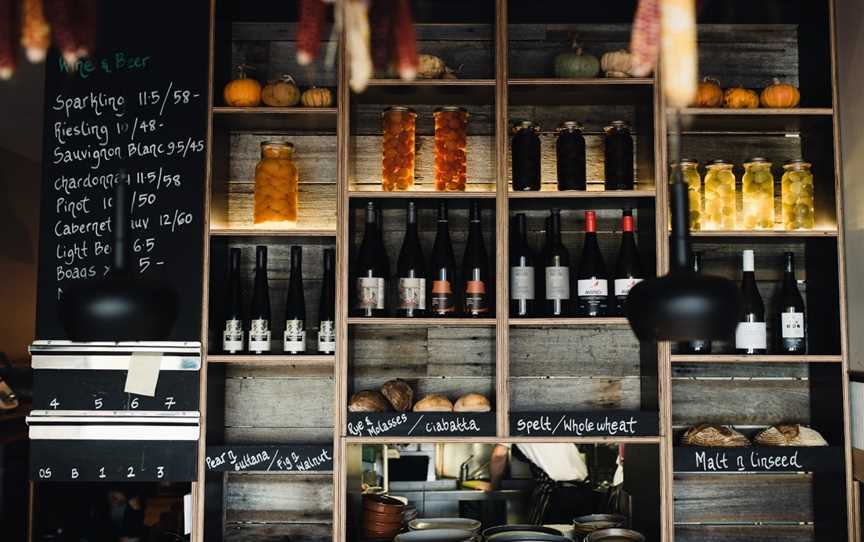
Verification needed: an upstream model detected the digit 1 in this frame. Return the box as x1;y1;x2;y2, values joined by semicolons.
98;467;106;479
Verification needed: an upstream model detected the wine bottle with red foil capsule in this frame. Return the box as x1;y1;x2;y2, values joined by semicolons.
462;201;491;316
613;210;643;316
429;202;458;316
576;211;609;317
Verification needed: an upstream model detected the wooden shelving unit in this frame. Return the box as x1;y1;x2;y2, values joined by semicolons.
193;1;855;542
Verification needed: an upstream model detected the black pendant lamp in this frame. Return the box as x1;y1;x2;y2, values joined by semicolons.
625;116;741;342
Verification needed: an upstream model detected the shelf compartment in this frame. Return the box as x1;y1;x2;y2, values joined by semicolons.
674;107;833;134
346;412;496;438
204;444;333;473
671;355;841;364
207;354;336;365
508;79;654;106
673;445;843;474
509;317;630;327
209;228;336;238
213;107;338;132
354;79;496;105
347;317;496;327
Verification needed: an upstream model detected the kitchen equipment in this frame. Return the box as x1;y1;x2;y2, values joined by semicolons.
59;175;178;341
572;514;626;536
363;493;406;540
584;528;645;542
395;529;476;542
483;525;563;539
409;518;482;534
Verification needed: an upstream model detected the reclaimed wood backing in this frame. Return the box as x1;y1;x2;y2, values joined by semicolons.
509;327;640;376
509;376;642;412
675;524;815;542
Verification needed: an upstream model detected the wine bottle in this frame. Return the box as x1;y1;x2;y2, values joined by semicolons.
577;210;609;317
248;245;272;354
222;248;244;353
613;210;643;316
283;246;306;354
376;205;391;309
317;248;336;354
510;213;535;317
735;249;767;354
462;201;491;316
397;201;427;317
429;202;457;316
679;252;712;354
355;202;387;316
544;209;570;317
777;252;806;354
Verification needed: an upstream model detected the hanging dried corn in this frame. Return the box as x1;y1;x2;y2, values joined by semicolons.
629;0;659;77
21;0;51;63
77;0;99;58
0;0;14;79
369;0;395;73
392;0;418;80
297;0;327;66
346;0;372;92
46;0;79;67
660;0;698;108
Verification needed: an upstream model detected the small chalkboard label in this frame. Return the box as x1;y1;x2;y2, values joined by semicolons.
205;445;333;473
673;446;841;473
509;411;659;437
347;412;496;437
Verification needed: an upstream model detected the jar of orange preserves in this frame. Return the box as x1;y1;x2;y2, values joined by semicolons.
382;107;416;191
254;141;299;226
434;106;468;191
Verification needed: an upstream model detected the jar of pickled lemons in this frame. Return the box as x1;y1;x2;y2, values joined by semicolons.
781;159;815;230
672;159;702;230
703;160;736;230
742;158;775;230
254;141;299;226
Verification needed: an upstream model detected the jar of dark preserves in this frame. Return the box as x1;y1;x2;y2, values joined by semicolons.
604;120;634;190
556;121;586;190
511;121;541;191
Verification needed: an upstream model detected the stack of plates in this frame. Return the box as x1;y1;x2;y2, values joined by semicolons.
572;515;626;538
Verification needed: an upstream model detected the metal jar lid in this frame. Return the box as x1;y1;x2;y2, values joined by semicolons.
558;121;583;132
783;158;812;168
513;120;540;133
434;106;468;113
706;159;731;167
383;106;416;114
260;141;294;149
672;158;699;168
745;157;771;165
604;120;630;132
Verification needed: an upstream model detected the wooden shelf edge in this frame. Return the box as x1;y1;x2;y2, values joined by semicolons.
688;229;838;238
509;78;655;86
213;106;338;115
670;354;842;363
206;354;336;365
209;228;337;237
674;107;834;116
347;317;497;326
508;190;656;199
509;317;630;326
366;79;496;86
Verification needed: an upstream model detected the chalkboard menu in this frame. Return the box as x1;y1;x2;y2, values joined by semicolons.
509;411;660;437
35;0;209;341
673;446;842;474
347;412;497;437
205;445;334;473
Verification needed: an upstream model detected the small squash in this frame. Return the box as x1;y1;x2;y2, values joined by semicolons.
554;42;600;79
601;49;634;78
416;54;446;79
300;86;333;107
223;65;262;107
760;78;800;108
261;74;301;107
693;77;724;108
723;86;759;109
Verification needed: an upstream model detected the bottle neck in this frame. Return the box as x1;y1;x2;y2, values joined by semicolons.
256;248;267;270
291;251;302;274
550;214;562;244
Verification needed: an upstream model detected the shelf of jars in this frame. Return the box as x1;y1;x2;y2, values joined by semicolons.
347;317;496;327
207;354;336;365
508;317;629;327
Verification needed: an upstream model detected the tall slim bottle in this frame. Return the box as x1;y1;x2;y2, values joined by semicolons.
544;209;570;316
429;202;457;316
283;246;306;354
462;201;491;316
355;202;387;316
222;248;244;353
397;201;427;317
735;249;767;354
576;211;609;317
777;252;806;354
613;210;643;316
248;245;272;354
510;213;535;317
376;206;391;305
317;249;336;354
679;252;712;354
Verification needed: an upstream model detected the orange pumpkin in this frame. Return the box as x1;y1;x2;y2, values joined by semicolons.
262;74;300;107
223;65;262;107
300;86;333;107
723;86;759;109
760;78;800;108
693;77;723;107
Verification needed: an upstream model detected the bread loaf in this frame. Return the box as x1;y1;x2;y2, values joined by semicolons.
412;394;453;412
348;391;389;412
754;424;828;447
453;393;491;412
681;424;750;447
381;379;414;412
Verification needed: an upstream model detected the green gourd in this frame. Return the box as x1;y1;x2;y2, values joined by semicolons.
554;43;600;79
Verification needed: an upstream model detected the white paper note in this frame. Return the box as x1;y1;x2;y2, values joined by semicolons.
124;352;162;397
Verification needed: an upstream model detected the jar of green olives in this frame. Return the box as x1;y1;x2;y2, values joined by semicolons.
742;158;776;230
703;160;736;230
781;159;815;230
672;159;702;231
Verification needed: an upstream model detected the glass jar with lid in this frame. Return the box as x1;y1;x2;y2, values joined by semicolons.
781;159;815;230
703;159;736;230
672;159;702;231
254;141;299;226
433;106;469;191
556;121;586;191
604;120;635;190
742;157;775;230
511;120;541;191
381;106;416;191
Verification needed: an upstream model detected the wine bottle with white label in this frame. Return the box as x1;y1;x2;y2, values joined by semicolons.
376;205;391;312
222;248;244;353
735;249;767;354
679;252;712;354
577;210;609;317
544;209;570;316
430;202;457;316
397;201;426;317
462;201;491;316
317;248;336;354
248;245;272;354
283;246;306;354
777;252;806;354
613;209;642;316
510;213;535;317
355;202;387;317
